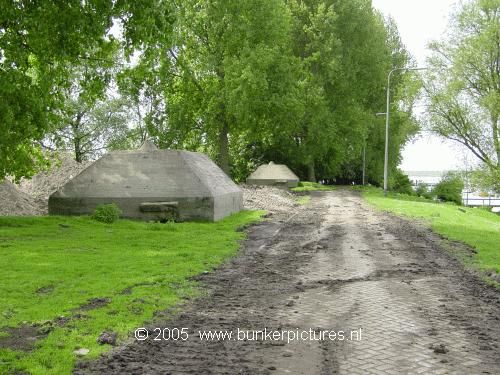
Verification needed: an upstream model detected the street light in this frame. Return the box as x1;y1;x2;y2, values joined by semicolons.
383;67;426;196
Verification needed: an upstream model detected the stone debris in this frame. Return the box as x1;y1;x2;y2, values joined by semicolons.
241;184;298;215
74;348;90;356
0;154;91;217
2;154;298;218
430;343;449;354
97;332;118;346
19;154;91;213
0;180;43;216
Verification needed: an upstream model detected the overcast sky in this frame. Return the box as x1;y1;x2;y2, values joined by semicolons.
371;0;468;172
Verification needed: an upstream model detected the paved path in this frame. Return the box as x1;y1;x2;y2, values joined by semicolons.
77;190;500;374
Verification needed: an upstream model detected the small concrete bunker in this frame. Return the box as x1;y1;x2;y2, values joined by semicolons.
49;144;243;222
247;161;300;188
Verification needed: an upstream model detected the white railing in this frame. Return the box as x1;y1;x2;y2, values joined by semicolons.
462;197;500;207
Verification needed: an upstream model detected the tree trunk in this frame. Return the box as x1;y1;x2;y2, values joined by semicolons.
74;138;83;163
71;120;83;163
71;113;85;163
492;113;499;167
217;122;230;176
307;159;316;182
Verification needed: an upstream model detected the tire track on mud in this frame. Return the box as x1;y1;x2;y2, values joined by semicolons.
76;190;500;374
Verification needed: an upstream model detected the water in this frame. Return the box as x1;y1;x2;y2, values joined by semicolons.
405;170;499;210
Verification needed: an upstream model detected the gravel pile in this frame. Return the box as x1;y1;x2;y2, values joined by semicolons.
2;156;297;217
0;154;92;216
0;180;44;216
19;155;91;201
241;184;298;215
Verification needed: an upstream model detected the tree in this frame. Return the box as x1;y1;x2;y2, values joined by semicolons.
282;0;418;183
39;41;133;163
390;169;414;195
126;0;297;175
362;16;421;186
49;96;131;162
0;0;115;180
425;0;500;189
284;0;339;182
432;171;465;205
1;0;176;180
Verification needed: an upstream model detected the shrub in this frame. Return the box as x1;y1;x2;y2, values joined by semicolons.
415;183;427;197
92;203;122;224
432;172;464;205
390;169;414;195
415;183;433;199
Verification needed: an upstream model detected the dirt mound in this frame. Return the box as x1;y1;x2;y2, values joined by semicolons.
241;184;298;215
17;155;91;214
19;155;91;201
76;191;500;375
0;180;43;216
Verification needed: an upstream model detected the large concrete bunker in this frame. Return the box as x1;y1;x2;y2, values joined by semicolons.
246;161;299;188
49;145;243;222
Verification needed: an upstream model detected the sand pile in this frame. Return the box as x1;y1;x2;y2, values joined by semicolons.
0;154;91;216
3;155;299;217
241;184;298;215
0;180;43;216
19;155;90;201
17;155;91;214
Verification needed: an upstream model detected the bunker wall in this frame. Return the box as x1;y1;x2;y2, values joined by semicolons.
49;196;215;222
213;191;244;221
246;178;299;189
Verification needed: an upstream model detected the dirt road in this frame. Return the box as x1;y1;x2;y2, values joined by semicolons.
76;190;500;374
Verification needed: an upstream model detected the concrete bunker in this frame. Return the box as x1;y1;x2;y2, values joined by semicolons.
246;161;300;189
49;143;243;222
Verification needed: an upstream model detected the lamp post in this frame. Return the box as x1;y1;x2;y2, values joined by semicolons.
383;67;426;196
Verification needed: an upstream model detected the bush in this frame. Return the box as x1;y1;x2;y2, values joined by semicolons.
92;203;122;224
415;183;427;197
432;172;464;205
415;183;433;199
390;169;414;195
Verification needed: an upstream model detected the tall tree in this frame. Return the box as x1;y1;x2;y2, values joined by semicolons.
279;0;417;183
126;0;297;175
425;0;499;188
331;2;419;186
0;0;115;180
1;0;176;180
285;0;339;182
49;96;131;162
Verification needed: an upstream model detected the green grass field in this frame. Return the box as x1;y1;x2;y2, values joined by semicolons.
361;187;500;277
0;211;263;375
295;195;311;205
292;182;336;192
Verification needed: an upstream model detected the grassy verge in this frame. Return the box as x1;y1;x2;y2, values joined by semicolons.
0;211;264;375
360;186;500;279
295;196;311;205
291;182;336;192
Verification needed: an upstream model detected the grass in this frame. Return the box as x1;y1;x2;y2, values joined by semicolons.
0;211;264;375
360;186;500;277
295;196;311;205
291;182;336;192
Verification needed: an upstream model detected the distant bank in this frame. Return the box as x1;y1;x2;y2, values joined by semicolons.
403;170;499;212
404;170;445;187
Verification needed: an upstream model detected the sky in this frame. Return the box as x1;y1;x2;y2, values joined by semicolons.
371;0;469;172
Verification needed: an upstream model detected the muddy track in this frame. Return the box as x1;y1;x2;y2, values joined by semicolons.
75;190;500;374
